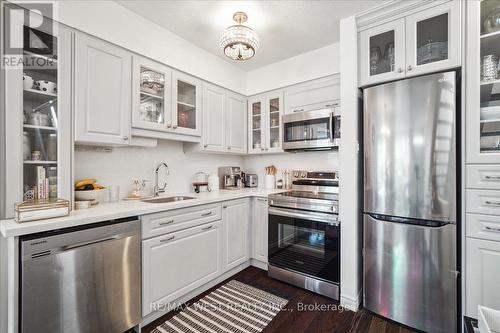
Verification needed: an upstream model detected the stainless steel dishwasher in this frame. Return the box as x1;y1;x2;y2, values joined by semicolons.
20;217;141;333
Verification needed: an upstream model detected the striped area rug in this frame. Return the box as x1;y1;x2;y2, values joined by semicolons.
153;280;288;333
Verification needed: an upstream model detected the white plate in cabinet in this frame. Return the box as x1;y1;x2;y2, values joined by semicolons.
466;237;500;317
467;190;500;215
141;203;221;239
222;199;250;271
467;213;500;242
74;33;131;145
467;165;500;190
142;221;220;316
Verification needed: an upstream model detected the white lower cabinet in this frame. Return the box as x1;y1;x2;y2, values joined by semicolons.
466;237;500;317
142;221;221;316
252;197;268;263
222;199;250;271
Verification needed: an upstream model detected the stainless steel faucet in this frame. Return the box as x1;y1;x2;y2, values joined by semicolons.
153;162;169;197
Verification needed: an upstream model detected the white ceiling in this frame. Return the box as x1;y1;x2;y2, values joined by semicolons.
117;0;384;71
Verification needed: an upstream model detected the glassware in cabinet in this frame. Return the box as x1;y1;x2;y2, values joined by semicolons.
172;71;201;136
479;1;500;154
267;97;282;151
250;100;263;151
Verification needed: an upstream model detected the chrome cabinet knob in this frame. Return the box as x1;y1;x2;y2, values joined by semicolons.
123;136;129;141
167;124;172;128
227;147;231;150
204;144;208;148
407;65;413;71
173;125;178;129
397;68;404;73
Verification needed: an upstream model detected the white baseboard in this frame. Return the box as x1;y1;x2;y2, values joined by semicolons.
340;289;362;312
249;258;268;270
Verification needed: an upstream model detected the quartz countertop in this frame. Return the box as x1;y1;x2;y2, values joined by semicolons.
1;188;285;237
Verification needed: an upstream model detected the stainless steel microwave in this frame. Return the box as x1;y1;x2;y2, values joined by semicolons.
282;107;340;151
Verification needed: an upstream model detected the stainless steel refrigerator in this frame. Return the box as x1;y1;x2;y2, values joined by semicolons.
363;71;458;333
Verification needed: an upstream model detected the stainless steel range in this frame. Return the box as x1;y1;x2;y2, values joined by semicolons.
268;170;340;300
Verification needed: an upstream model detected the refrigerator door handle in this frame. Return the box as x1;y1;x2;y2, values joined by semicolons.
367;213;450;227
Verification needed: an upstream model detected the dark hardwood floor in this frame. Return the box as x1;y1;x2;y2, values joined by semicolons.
142;266;417;333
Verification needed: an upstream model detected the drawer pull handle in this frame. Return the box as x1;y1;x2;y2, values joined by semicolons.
160;236;175;243
201;211;213;217
223;205;228;209
485;226;500;233
159;219;174;226
485;175;500;180
485;201;500;206
257;198;267;202
293;108;304;113
201;225;213;231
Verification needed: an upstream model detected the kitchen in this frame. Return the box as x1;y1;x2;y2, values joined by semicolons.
0;1;499;333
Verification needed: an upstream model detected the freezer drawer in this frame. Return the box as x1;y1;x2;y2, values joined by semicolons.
363;214;457;333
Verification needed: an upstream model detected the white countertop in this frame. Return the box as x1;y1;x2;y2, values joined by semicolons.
1;188;285;238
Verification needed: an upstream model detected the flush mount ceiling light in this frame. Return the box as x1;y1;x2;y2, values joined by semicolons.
219;11;259;61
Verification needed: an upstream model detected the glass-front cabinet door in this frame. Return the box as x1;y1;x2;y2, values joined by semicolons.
132;55;171;131
359;19;405;86
405;0;461;76
467;0;500;163
266;92;284;153
172;70;202;136
248;97;264;154
4;10;72;218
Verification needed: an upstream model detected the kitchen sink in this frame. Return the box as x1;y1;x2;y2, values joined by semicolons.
142;196;195;203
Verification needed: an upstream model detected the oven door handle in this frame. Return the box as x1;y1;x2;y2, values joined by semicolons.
269;207;339;226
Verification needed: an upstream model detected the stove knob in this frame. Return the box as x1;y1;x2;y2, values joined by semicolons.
301;172;307;178
331;206;336;212
293;171;299;178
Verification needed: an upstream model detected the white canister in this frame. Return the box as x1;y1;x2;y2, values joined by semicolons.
23;74;34;90
208;173;219;191
265;175;276;189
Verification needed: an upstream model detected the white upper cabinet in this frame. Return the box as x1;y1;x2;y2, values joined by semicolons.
226;92;247;154
284;76;340;114
248;90;284;154
358;0;461;87
202;83;226;152
172;70;202;136
466;0;500;164
132;55;172;132
74;33;131;145
405;0;461;76
359;19;406;86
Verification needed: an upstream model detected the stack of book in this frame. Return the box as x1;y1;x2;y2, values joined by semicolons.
36;166;50;199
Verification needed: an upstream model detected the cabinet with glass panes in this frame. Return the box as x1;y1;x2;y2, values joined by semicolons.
467;0;500;163
4;14;72;218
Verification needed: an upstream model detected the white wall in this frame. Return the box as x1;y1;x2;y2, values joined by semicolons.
243;152;339;184
46;1;247;94
74;141;244;198
339;16;362;310
246;43;340;96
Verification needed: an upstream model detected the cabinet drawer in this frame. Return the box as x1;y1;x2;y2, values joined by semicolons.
466;189;500;215
141;202;221;239
467;165;500;190
142;221;220;315
467;213;500;242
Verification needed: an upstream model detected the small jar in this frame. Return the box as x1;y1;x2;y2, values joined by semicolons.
31;150;41;161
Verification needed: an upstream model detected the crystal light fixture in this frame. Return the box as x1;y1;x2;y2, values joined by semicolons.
220;12;259;61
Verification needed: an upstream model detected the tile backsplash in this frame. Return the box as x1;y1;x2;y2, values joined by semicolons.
74;141;339;198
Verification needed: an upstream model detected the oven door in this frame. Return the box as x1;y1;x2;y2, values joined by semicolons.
282;108;339;150
268;207;340;284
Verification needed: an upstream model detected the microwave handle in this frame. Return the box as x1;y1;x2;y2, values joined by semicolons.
329;112;334;143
